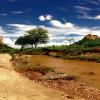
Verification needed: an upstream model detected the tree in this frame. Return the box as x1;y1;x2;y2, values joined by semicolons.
15;36;29;51
27;28;49;48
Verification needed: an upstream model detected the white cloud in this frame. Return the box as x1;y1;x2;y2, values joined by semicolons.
0;26;6;34
48;19;100;36
89;0;100;5
78;14;100;20
0;19;100;47
0;13;7;16
7;24;36;34
94;15;100;20
38;15;46;21
50;20;74;28
74;5;92;16
45;15;52;20
74;6;92;12
11;11;24;14
0;33;23;38
3;38;14;45
0;24;36;47
38;14;52;21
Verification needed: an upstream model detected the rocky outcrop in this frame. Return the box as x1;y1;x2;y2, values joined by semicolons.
0;36;4;45
73;34;100;47
84;34;100;40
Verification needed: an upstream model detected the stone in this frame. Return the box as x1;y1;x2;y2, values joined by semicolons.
0;36;4;45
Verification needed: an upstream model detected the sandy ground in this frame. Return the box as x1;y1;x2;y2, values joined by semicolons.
0;54;83;100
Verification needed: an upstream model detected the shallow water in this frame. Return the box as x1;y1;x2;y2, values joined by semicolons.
17;55;100;90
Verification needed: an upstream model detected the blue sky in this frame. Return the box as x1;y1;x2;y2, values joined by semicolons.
0;0;100;47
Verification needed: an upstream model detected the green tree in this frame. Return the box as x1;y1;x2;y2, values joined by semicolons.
15;36;29;51
27;28;49;48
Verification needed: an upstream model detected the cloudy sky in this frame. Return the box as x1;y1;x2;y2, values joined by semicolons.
0;0;100;47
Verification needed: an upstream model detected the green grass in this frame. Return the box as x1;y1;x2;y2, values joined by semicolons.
1;42;100;62
76;38;100;47
0;44;18;54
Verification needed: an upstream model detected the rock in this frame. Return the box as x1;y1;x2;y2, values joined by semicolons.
84;34;100;40
0;36;4;45
43;72;66;80
43;72;78;80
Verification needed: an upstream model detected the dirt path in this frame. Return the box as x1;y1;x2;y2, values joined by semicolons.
0;54;83;100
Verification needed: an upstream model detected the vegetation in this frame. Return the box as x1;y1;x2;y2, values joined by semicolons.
15;36;29;51
15;28;49;50
0;44;18;54
27;28;48;48
0;34;100;62
74;34;100;47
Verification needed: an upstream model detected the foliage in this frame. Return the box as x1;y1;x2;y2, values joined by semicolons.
75;37;100;47
27;28;49;48
0;44;18;54
15;28;49;49
15;36;30;51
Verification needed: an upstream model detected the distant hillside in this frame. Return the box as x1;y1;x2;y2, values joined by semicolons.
2;44;13;49
73;34;100;47
65;33;83;37
0;44;13;50
0;44;16;54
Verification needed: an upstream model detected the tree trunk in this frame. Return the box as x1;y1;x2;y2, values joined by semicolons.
34;44;37;48
32;45;34;48
20;45;24;51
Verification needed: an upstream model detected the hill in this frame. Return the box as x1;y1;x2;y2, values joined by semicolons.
74;34;100;47
0;44;17;54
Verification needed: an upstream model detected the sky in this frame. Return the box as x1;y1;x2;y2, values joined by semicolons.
0;0;100;47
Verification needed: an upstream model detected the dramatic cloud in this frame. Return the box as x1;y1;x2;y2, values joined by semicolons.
74;4;100;20
0;18;100;47
0;0;99;47
0;24;36;47
39;15;52;21
7;24;36;34
78;14;100;20
89;1;99;5
50;20;74;28
74;6;92;12
48;19;100;36
74;5;93;16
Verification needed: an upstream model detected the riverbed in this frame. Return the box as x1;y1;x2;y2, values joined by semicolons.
16;55;100;90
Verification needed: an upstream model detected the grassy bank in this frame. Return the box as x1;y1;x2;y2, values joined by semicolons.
0;44;100;62
0;34;100;62
15;45;100;62
0;44;18;54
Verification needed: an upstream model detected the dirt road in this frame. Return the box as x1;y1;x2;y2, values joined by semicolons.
0;54;83;100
